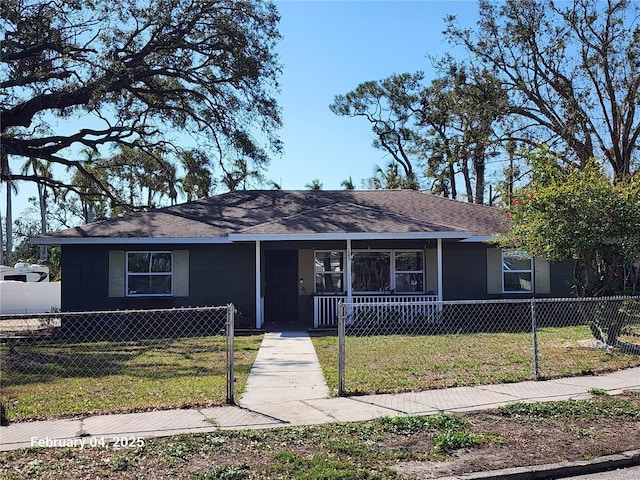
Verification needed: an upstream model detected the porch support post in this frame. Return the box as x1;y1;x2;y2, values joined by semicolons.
346;238;352;304
437;238;443;301
255;240;262;329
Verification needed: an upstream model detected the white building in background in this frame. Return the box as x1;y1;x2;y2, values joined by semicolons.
0;263;61;314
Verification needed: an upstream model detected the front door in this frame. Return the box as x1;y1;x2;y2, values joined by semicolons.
264;250;299;330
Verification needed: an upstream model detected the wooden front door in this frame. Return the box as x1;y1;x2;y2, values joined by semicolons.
264;250;298;329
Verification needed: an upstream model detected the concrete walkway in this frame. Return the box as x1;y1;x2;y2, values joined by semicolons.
1;331;639;453
240;331;330;404
237;331;333;424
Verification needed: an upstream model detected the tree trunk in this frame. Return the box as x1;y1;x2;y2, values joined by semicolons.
6;180;13;266
38;183;48;261
0;211;3;266
448;161;457;200
461;158;473;202
474;148;486;205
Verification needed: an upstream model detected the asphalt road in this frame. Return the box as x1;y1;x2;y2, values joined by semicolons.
561;465;640;479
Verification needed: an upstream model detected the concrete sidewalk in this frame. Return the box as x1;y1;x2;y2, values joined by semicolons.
1;331;639;453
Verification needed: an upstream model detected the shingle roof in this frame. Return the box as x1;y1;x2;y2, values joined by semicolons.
37;190;507;241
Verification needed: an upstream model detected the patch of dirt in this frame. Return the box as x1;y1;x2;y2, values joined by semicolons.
394;406;640;478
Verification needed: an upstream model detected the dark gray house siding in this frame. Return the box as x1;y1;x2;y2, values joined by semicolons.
442;241;488;300
549;260;575;297
186;243;256;325
59;237;577;330
62;244;115;312
440;241;575;301
61;243;257;326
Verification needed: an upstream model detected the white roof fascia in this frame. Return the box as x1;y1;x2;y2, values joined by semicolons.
31;237;233;246
228;232;472;242
458;235;494;243
32;231;478;246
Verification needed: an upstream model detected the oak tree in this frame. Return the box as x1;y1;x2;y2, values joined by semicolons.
1;0;282;206
445;0;640;178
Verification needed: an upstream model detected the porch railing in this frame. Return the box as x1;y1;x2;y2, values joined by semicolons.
314;295;439;328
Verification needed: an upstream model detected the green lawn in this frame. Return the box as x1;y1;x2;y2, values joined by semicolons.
3;325;638;421
0;335;263;421
312;326;640;395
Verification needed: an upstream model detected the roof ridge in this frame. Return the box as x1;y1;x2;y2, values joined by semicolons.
419;191;500;211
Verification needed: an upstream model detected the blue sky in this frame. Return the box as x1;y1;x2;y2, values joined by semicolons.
3;0;479;223
269;0;477;189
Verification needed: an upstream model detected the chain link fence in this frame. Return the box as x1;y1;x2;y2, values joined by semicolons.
337;296;640;396
0;305;238;423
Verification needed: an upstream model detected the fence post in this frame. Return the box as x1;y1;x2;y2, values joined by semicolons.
531;298;539;380
338;301;346;397
226;303;235;404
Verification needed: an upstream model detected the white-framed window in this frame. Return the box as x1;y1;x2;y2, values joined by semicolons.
394;250;424;293
314;251;345;294
350;249;425;294
126;251;173;296
313;249;426;294
502;250;533;293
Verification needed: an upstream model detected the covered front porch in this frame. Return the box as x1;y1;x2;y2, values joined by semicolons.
250;235;448;329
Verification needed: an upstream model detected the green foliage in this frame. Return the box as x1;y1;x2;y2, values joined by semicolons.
378;413;478;453
498;397;640;421
341;176;356;190
424;412;471;432
271;451;371;479
2;0;282;206
588;388;608;396
305;178;323;190
378;412;470;436
179;150;214;201
167;435;198;459
111;453;137;472
330;73;424;191
331;66;505;201
434;429;478;452
378;415;431;435
368;162;418;191
194;462;250;480
495;147;640;297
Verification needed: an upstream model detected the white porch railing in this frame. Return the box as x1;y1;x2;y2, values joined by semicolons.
313;295;439;328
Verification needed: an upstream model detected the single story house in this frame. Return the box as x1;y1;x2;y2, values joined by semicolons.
33;189;574;330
